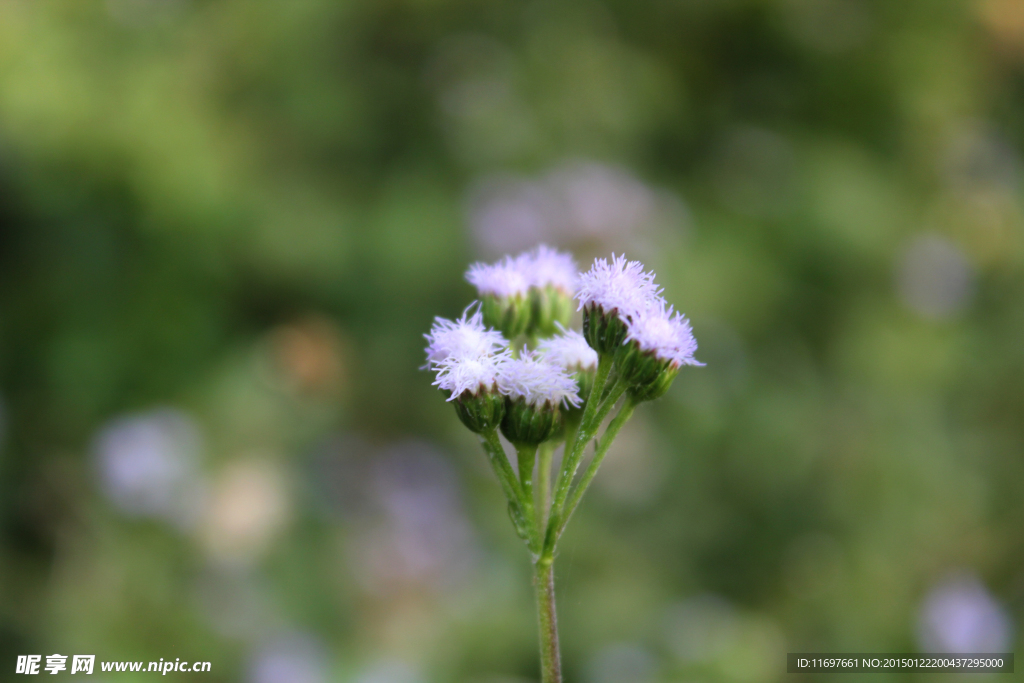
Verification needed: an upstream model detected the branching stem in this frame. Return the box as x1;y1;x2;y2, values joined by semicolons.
558;396;637;538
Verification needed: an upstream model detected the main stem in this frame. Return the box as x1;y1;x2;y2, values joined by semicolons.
534;558;562;683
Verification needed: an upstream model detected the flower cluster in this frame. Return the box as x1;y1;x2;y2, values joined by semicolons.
425;298;580;443
424;246;704;683
428;248;702;440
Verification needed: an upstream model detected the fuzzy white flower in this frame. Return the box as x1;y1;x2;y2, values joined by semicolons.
466;254;531;298
467;244;576;298
575;254;663;317
525;244;576;292
424;305;508;367
432;351;511;401
537;327;598;371
623;303;703;368
499;350;582;408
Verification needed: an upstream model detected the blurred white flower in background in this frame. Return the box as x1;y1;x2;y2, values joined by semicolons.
199;459;291;566
917;572;1013;653
313;438;480;596
349;441;479;595
247;632;328;683
92;408;206;529
467;161;684;257
897;233;975;320
547;163;663;239
586;642;658;683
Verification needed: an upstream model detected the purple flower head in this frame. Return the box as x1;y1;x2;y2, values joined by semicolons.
424;304;508;367
575;254;663;318
538;326;598;372
525;244;576;292
499;349;581;408
624;302;703;368
466;244;576;298
432;350;512;400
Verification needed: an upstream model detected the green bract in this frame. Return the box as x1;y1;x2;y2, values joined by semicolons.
627;364;679;403
530;285;573;337
453;390;507;434
582;304;630;356
481;292;531;339
501;397;563;446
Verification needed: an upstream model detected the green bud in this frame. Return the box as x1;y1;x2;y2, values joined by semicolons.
453;390;506;434
529;285;573;337
615;341;680;403
627;364;679;402
582;304;630;356
500;397;562;446
481;293;531;339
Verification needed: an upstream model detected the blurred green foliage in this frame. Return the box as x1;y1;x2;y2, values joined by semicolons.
0;0;1023;681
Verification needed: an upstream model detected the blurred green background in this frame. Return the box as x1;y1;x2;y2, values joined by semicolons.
1;0;1022;681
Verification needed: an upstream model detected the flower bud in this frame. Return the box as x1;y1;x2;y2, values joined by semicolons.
530;285;573;337
501;396;563;445
617;303;702;402
614;338;671;388
453;389;506;434
627;365;679;403
537;327;598;412
429;340;512;432
582;304;630;356
424;305;508;368
576;254;663;356
497;349;581;444
468;245;577;340
481;292;532;339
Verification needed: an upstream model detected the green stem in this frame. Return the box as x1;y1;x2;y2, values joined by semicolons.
537;441;555;529
534;558;562;683
480;430;524;505
560;411;582;469
516;443;540;552
558;396;637;538
543;377;628;555
549;355;613;522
